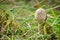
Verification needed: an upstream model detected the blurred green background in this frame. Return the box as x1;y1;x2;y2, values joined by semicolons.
0;0;60;40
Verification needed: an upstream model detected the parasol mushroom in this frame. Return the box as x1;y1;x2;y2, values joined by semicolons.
35;8;47;34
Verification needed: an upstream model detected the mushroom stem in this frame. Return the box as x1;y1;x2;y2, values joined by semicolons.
38;23;44;34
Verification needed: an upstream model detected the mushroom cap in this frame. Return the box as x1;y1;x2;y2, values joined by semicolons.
35;8;47;24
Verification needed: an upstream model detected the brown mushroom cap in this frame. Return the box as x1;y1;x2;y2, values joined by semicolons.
35;8;47;24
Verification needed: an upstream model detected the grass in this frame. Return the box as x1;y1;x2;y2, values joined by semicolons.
0;1;60;40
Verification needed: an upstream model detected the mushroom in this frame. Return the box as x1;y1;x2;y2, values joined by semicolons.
35;8;47;34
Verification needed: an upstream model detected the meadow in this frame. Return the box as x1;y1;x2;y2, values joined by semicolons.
0;0;60;40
